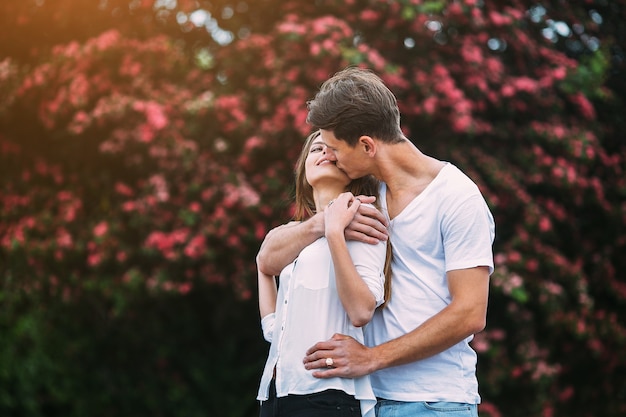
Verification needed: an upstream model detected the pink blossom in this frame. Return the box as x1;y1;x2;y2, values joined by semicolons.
122;201;137;212
61;201;81;222
501;84;515;97
366;49;386;71
56;228;73;248
360;10;380;23
244;136;264;152
68;74;89;107
93;29;121;51
551;125;566;139
544;282;563;295
538;216;551;232
138;124;155;143
255;222;266;240
238;183;260;207
322;38;337;54
227;234;240;247
189;202;201;212
552;66;567;80
87;252;102;267
120;55;142;77
513;77;538;93
277;21;307;36
145;101;168;130
448;3;463;16
559;386;574;402
508;251;521;263
149;174;169;202
115;182;134;196
452;115;472;132
485;57;503;77
311;16;336;35
489;329;506;340
526;258;539;271
309;42;321;56
184;235;205;259
422;96;437;115
93;221;108;238
178;283;192;295
489;11;512;26
461;45;483;65
570;92;596;119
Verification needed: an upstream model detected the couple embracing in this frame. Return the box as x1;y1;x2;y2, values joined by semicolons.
256;67;495;417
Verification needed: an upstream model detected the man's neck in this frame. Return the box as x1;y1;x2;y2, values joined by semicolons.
376;140;445;219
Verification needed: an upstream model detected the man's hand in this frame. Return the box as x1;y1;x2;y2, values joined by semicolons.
303;333;375;379
345;195;388;244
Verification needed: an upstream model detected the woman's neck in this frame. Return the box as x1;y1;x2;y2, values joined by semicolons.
313;186;345;212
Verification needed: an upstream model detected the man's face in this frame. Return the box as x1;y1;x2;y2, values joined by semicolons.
319;129;366;180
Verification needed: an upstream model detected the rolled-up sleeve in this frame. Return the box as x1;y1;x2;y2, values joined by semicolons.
260;312;275;342
347;239;388;307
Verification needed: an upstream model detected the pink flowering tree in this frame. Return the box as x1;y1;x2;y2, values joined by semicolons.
1;0;625;416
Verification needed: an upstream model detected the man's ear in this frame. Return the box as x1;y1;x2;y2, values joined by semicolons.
359;135;376;156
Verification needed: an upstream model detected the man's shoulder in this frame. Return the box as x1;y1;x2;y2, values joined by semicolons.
436;163;480;194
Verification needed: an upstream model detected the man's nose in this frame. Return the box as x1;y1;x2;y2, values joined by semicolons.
323;146;337;161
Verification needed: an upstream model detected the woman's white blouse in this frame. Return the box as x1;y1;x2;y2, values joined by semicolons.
257;236;387;417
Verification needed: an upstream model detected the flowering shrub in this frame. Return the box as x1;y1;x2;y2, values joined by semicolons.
1;0;625;416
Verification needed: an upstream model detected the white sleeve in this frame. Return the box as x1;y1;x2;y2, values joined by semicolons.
346;239;388;307
442;194;495;274
260;313;275;343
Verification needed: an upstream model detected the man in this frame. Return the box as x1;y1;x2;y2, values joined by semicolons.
257;67;495;417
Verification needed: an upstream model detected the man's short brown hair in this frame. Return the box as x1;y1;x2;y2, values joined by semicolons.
306;67;405;146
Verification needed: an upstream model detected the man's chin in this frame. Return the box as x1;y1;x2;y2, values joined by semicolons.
337;166;353;178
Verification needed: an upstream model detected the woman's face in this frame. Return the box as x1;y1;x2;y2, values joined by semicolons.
304;136;351;189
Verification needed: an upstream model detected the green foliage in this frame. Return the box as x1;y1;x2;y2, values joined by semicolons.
0;283;267;417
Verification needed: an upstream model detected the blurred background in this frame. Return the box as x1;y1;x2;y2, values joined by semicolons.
0;0;624;416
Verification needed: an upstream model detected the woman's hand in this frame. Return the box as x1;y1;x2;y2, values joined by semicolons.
324;192;360;239
337;194;388;244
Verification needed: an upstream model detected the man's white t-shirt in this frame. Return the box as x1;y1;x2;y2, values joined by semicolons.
365;163;495;404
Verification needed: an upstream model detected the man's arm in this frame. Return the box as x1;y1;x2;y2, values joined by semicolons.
256;196;388;277
303;266;490;378
256;214;325;277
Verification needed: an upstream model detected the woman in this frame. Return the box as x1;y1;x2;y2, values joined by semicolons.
256;130;391;417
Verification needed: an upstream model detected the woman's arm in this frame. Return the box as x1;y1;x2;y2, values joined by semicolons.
258;269;278;342
325;193;382;327
258;269;277;320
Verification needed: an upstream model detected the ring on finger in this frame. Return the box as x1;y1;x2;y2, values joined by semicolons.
325;357;334;367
